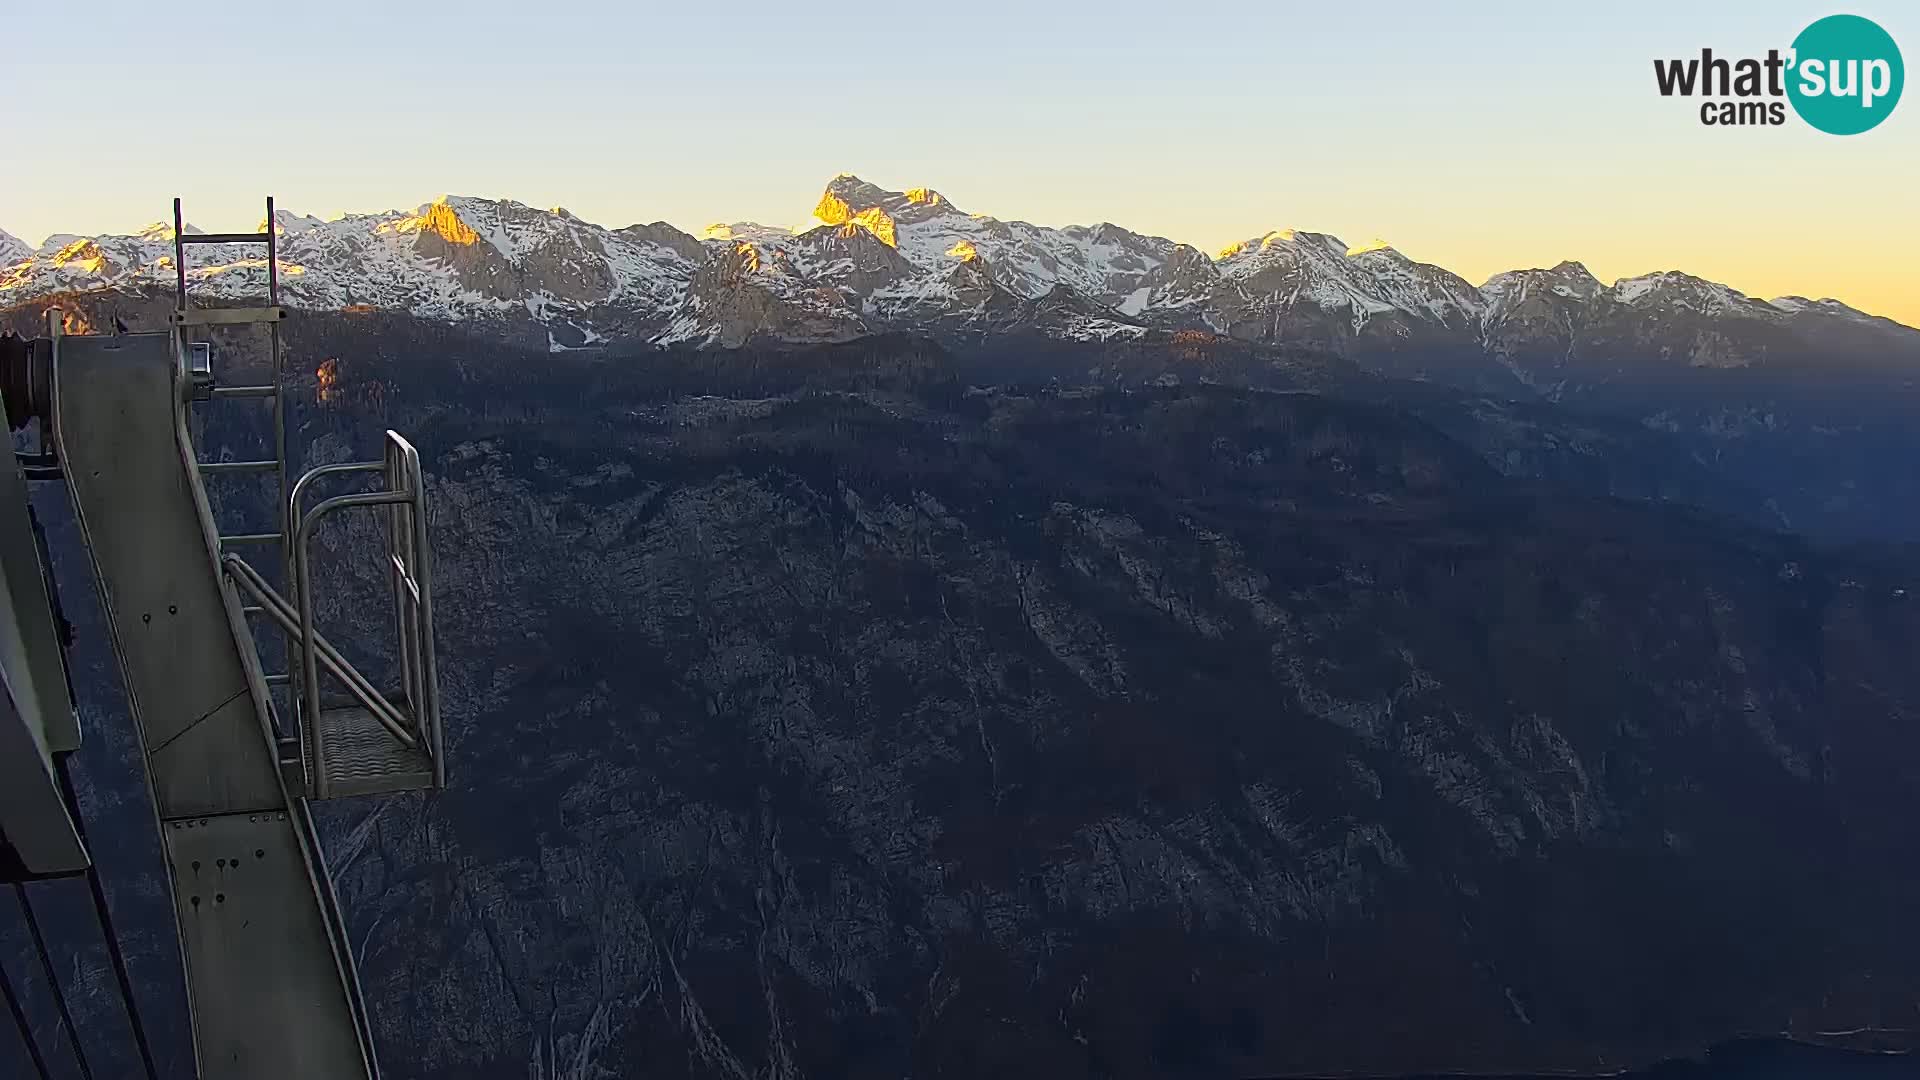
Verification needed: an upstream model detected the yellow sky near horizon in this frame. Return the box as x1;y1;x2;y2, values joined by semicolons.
660;3;1914;335
6;1;1917;328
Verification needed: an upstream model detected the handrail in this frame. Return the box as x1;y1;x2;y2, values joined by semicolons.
222;555;416;746
295;490;413;787
288;461;385;517
385;432;441;789
288;431;439;796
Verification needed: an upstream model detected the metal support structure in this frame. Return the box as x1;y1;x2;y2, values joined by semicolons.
51;330;377;1080
212;384;278;399
0;397;88;879
180;232;285;247
53;756;163;1080
171;307;287;327
0;956;53;1080
0;195;449;1077
12;884;94;1079
198;460;279;475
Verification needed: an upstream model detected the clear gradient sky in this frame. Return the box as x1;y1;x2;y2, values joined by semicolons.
3;1;1916;323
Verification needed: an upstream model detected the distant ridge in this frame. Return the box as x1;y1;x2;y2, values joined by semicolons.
2;177;1912;361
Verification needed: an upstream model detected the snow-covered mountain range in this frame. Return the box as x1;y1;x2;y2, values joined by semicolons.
2;175;1912;366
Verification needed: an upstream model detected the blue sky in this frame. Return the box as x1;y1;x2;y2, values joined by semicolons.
3;1;1915;320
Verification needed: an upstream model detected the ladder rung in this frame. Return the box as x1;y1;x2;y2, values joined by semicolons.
200;460;278;475
179;232;272;245
172;306;287;326
211;384;279;398
221;531;283;544
241;604;265;615
264;673;291;686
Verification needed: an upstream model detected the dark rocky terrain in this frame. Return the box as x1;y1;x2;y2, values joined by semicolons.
5;296;1920;1079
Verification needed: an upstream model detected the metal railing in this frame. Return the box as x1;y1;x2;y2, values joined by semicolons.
222;556;416;746
221;430;441;797
297;431;440;794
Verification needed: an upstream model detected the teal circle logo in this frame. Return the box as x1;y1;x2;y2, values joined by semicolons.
1787;14;1904;134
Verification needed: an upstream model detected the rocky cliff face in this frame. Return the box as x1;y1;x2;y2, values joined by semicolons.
7;299;1920;1080
17;315;1904;1079
318;341;1919;1080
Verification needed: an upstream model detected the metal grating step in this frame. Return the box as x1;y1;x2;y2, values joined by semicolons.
178;232;273;245
172;306;287;327
312;705;434;799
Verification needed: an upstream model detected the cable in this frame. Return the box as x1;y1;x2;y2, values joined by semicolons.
13;883;94;1080
24;504;75;672
55;758;162;1080
1;953;55;1080
31;483;162;1080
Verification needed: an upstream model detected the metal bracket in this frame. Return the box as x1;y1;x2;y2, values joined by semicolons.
186;342;214;401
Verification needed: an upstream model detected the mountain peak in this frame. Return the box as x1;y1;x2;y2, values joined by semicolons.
702;222;792;244
813;175;965;249
431;192;508;210
1217;229;1352;262
813;179;900;248
1769;295;1873;320
0;228;31;265
1609;271;1774;320
903;186;947;209
258;208;327;237
134;221;202;242
1612;269;1724;300
410;200;484;248
819;173;896;207
1481;260;1605;309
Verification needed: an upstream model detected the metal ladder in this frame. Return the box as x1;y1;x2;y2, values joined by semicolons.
172;196;293;687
